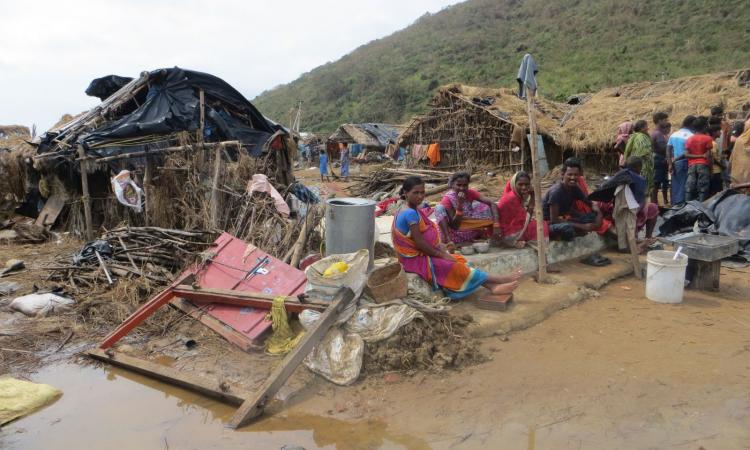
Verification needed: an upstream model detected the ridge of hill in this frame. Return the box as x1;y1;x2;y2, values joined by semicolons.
253;0;750;133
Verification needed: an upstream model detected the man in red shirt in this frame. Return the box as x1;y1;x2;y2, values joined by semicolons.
685;116;713;202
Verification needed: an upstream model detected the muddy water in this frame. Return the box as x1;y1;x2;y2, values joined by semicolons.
1;363;425;450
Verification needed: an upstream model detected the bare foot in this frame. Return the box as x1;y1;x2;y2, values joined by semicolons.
513;240;526;249
491;280;520;295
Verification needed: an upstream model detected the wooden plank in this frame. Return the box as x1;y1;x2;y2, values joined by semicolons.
34;194;65;228
77;145;94;240
210;144;222;228
169;298;259;351
172;286;326;313
86;349;250;405
688;259;720;291
229;288;355;428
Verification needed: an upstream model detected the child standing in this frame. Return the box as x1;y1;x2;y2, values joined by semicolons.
685;117;713;202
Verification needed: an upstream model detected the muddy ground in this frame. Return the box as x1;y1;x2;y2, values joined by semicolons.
2;163;749;449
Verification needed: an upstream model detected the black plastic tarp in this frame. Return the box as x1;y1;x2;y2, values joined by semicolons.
659;190;750;260
85;75;134;101
81;68;277;152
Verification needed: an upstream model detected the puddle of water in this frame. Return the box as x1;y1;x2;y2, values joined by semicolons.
0;363;426;450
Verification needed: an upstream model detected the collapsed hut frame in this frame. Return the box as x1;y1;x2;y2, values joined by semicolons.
399;91;525;170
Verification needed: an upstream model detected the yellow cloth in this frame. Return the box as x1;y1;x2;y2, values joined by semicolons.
265;296;305;355
426;143;441;166
0;377;61;425
711;143;722;175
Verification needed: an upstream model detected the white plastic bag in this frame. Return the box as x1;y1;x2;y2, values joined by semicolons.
10;293;75;317
345;304;423;343
303;328;364;386
111;170;143;212
304;249;369;302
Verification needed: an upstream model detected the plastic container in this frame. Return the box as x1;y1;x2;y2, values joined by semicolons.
646;250;688;304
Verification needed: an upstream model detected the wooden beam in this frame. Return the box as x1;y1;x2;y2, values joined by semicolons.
171;286;326;313
169;298;261;352
77;145;94;240
198;89;205;143
86;349;250;405
229;288;355;428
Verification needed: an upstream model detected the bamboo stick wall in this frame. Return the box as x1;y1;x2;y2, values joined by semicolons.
399;94;525;170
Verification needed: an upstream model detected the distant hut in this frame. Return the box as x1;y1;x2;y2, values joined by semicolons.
397;84;569;172
327;123;404;159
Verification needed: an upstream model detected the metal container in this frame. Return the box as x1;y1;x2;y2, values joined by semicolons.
662;232;739;262
325;197;376;270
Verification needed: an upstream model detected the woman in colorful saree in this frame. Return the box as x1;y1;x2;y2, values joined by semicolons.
434;171;500;246
497;171;549;248
392;176;521;300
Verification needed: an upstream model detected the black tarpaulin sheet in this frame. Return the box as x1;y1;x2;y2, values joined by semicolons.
659;190;750;260
80;68;277;151
85;75;134;101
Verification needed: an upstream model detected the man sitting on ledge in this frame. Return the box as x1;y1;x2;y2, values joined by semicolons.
542;158;610;241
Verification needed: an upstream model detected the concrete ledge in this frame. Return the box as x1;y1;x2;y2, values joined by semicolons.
464;233;607;275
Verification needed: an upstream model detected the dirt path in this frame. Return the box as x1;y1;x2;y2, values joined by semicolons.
290;270;750;449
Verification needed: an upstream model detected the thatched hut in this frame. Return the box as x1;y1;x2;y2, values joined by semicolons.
397;84;570;172
327;123;404;158
25;67;298;237
399;69;750;173
557;69;750;152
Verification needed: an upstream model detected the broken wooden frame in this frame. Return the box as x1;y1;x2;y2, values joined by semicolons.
89;273;354;427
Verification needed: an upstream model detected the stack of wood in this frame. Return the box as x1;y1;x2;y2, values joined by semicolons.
46;227;216;288
348;168;452;198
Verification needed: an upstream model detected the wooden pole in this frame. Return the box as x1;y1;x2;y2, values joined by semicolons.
143;156;152;226
198;89;205;143
210;144;223;229
77;145;94;240
229;287;356;428
525;90;548;283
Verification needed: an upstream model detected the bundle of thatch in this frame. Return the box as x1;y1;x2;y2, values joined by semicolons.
0;125;34;206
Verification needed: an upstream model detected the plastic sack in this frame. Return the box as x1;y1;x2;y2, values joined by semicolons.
304;249;369;302
345;304;423;343
111;170;143;212
303;328;364;386
0;378;62;425
10;293;75;317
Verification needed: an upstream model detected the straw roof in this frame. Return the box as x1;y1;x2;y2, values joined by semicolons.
436;84;570;137
557;69;750;151
409;69;750;154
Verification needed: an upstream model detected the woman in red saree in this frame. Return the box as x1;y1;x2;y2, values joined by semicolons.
497;171;549;248
392;177;520;300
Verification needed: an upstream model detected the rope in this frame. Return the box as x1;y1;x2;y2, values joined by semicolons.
265;296;305;355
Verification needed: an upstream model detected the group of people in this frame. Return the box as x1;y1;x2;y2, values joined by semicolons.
319;143;350;182
616;107;747;206
390;157;659;300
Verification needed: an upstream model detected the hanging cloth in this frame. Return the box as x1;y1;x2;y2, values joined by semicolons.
426;143;441;166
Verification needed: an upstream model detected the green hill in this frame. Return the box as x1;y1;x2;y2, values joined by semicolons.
253;0;750;133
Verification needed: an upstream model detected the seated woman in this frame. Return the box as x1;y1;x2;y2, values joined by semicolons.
392;176;521;300
497;171;549;248
434;171;500;246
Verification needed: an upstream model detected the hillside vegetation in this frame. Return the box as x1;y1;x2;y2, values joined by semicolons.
253;0;750;133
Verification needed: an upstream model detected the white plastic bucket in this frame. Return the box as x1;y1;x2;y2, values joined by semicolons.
646;250;688;304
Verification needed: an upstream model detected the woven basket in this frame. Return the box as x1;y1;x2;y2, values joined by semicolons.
365;263;407;303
